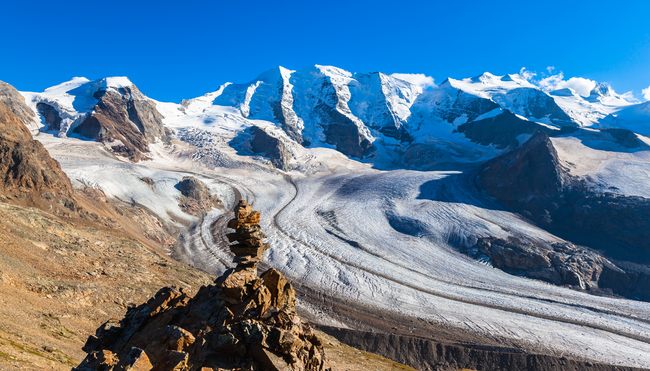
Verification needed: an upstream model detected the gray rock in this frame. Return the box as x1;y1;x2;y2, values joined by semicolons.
250;126;293;170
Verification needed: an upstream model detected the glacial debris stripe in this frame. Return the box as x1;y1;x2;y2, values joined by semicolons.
74;200;328;371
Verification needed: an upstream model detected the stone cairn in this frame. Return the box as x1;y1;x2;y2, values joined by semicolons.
74;200;328;371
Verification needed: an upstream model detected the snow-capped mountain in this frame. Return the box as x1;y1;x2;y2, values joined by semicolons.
23;65;647;165
22;76;168;161
150;65;644;164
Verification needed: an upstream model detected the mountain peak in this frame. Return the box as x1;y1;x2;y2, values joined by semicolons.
471;72;499;83
589;82;613;98
101;76;134;89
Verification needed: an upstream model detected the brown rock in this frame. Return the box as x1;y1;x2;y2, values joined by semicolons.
277;330;304;354
250;345;293;371
73;349;119;371
230;243;270;258
163;326;196;352
217;266;258;304
0;80;39;132
177;176;220;216
72;84;169;162
115;347;153;371
236;201;253;219
146;286;188;316
76;199;326;371
233;255;263;265
159;350;189;371
0;101;72;194
261;269;296;312
226;230;267;242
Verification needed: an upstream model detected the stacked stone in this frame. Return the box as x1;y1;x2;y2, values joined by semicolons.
74;201;328;371
226;200;269;266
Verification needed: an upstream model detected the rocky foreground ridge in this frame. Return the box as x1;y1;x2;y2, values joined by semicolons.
74;200;328;371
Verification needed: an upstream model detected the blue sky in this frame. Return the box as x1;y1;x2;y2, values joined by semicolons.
2;0;649;102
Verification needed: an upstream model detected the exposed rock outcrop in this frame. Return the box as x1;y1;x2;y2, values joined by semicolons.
478;130;569;204
601;128;643;148
477;131;650;300
75;200;328;371
0;80;40;133
176;176;221;216
37;102;62;130
250;126;292;170
0;101;72;194
470;237;616;291
457;110;578;149
72;84;169;162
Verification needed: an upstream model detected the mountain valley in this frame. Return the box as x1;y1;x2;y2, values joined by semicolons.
1;64;650;370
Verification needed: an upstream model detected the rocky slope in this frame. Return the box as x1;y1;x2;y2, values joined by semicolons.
477;131;650;300
0;99;81;222
0;81;39;133
324;326;649;371
0;101;71;194
0;200;213;371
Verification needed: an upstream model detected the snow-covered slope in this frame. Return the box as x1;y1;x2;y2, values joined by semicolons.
145;66;644;168
23;76;169;161
598;100;650;136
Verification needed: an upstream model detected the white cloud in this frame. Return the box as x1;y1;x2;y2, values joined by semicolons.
621;91;640;104
642;85;650;101
519;67;536;81
546;66;555;74
391;73;436;90
538;71;597;97
538;72;565;91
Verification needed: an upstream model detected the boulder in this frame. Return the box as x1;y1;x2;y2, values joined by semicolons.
176;176;221;216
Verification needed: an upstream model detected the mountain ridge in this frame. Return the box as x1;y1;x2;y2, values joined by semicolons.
20;65;647;165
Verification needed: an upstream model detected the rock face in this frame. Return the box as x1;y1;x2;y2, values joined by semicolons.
477;131;650;300
176;176;221;216
250;126;292;170
0;81;40;133
478;131;569;206
73;85;169;161
457;110;572;149
471;237;613;290
601;128;643;148
75;200;327;371
0;101;71;194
